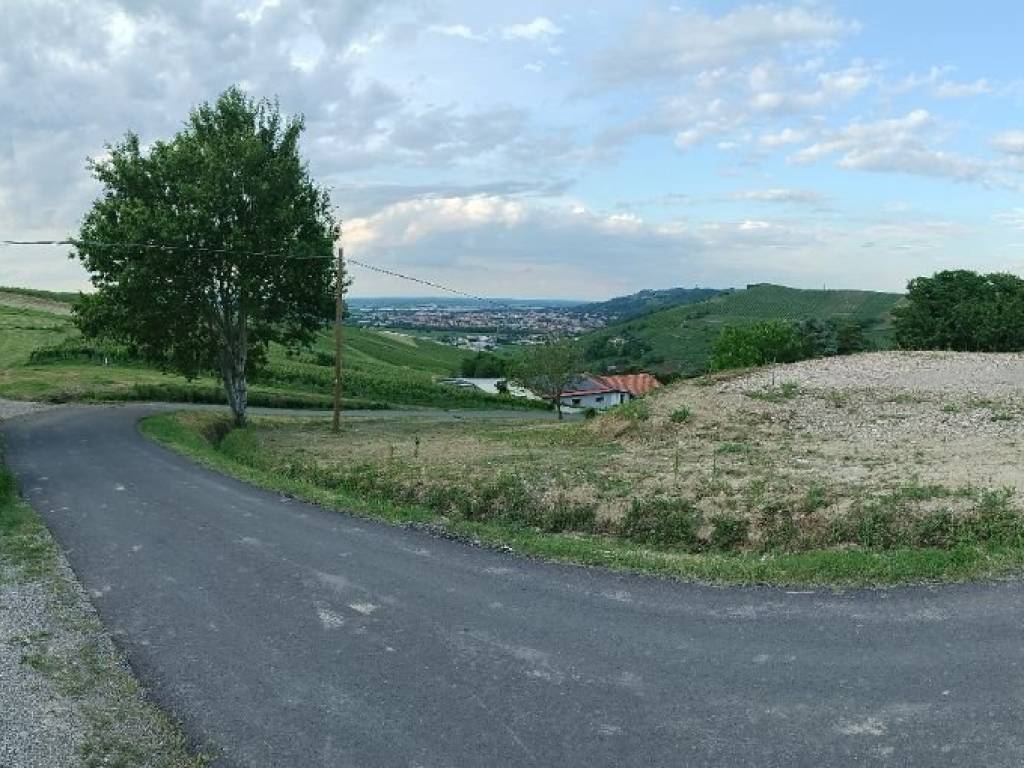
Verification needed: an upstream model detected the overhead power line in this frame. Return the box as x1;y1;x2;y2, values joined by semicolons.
347;258;504;307
0;238;332;261
1;236;510;307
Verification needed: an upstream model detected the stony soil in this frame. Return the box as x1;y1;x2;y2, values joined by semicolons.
651;351;1024;493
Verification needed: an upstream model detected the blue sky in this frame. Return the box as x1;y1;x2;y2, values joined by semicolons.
2;1;1024;298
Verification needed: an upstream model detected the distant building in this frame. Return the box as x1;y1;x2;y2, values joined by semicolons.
558;372;661;410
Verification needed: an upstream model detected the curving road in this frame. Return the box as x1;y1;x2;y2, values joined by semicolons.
4;405;1024;767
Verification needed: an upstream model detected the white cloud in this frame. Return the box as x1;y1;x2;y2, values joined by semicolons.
501;17;563;42
992;130;1024;155
429;24;487;42
790;110;988;182
594;5;858;86
994;210;1024;230
731;188;826;205
758;127;808;148
934;78;991;98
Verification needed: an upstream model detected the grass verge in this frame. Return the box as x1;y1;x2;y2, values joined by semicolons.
139;413;1024;586
0;459;204;766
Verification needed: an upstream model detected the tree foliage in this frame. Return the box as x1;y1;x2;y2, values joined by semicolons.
710;319;868;371
892;270;1024;352
459;351;508;378
73;87;336;425
513;339;583;420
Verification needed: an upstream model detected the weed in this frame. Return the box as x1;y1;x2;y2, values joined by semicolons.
745;381;799;403
669;406;692;423
620;497;701;548
715;441;752;455
612;399;651;422
824;389;849;409
709;515;750;550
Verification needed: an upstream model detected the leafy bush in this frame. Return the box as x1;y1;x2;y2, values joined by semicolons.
612;399;651;421
709;515;750;550
669;406;691;423
459;351;507;378
710;321;805;371
29;339;137;365
620;497;701;548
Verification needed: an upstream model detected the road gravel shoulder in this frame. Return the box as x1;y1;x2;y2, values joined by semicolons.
1;402;202;767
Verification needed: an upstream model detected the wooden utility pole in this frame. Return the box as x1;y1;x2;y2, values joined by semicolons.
332;241;345;433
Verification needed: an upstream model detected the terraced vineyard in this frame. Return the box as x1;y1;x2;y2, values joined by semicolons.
580;283;904;375
0;290;534;410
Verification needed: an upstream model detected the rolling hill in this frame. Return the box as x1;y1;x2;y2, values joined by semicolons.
575;286;728;319
580;283;905;376
0;289;534;409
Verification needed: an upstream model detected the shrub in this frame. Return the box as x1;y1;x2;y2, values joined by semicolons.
669;406;691;423
620;497;701;548
710;321;805;371
855;507;899;549
709;515;750;550
538;497;597;533
613;399;651;422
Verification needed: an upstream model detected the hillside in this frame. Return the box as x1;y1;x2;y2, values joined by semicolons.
0;290;532;409
580;283;904;375
576;286;727;319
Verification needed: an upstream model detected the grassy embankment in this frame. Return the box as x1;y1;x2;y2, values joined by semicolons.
141;372;1024;586
0;461;203;766
0;290;541;411
580;283;905;375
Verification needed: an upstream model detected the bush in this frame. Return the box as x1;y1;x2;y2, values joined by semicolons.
669;406;691;423
612;399;651;422
538;497;597;533
710;321;805;371
620;497;701;548
709;515;750;550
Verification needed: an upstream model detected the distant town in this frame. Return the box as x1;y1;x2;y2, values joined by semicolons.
349;300;608;348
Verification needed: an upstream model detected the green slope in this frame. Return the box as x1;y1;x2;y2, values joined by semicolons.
580;283;905;375
0;291;532;409
576;287;728;319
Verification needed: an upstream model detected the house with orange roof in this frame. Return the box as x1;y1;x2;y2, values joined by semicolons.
558;372;661;410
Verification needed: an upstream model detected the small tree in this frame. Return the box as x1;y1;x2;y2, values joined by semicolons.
514;339;583;420
710;321;804;371
73;87;335;426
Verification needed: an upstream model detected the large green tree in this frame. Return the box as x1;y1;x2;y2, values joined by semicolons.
514;339;583;420
892;270;1024;352
74;87;336;425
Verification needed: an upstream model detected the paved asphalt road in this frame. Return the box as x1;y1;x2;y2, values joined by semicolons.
4;405;1024;767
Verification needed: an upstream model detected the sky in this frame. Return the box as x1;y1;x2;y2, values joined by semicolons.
3;1;1024;300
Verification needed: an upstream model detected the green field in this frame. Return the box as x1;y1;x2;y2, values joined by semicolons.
0;291;536;410
580;283;905;375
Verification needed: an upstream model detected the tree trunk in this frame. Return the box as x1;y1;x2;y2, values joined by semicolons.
555;397;563;420
218;310;248;427
221;349;248;427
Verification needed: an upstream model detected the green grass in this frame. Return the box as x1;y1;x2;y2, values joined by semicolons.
0;292;541;410
581;283;904;375
141;412;1024;586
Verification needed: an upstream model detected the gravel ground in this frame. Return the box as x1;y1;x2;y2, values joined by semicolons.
645;351;1024;495
0;398;53;422
1;560;94;767
720;350;1024;397
1;403;198;767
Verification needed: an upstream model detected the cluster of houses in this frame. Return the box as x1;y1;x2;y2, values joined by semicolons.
442;371;661;411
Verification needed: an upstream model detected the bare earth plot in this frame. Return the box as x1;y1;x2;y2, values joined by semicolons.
199;351;1024;566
